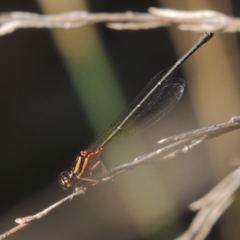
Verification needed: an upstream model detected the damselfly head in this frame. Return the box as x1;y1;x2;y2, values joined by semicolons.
59;171;73;190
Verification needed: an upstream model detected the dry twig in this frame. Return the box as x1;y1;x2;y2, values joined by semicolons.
1;116;240;239
0;8;239;36
176;166;240;240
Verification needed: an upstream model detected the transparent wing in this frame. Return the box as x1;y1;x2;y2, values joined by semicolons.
88;69;185;151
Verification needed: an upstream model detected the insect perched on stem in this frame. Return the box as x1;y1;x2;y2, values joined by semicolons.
59;32;214;190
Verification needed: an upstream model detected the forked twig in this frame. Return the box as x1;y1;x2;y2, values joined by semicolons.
1;116;240;239
0;189;85;239
176;166;240;240
0;8;240;36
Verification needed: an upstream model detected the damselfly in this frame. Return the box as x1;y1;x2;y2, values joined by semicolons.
59;32;213;190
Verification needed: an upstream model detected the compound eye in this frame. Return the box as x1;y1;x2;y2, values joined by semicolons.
59;171;73;190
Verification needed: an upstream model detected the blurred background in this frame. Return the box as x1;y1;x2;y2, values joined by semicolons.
0;0;240;239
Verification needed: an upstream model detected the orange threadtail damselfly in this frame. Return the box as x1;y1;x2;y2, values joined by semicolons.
59;32;213;190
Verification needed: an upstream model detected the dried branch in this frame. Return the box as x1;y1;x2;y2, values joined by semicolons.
176;166;240;240
0;8;239;36
1;116;240;239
